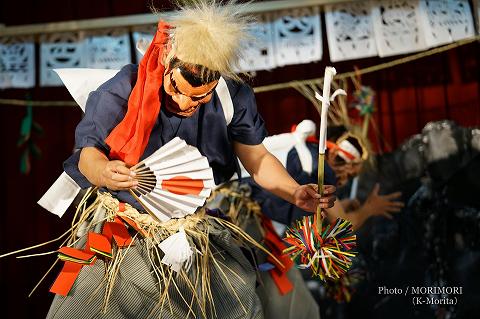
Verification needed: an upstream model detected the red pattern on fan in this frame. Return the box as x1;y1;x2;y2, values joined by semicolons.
161;176;205;196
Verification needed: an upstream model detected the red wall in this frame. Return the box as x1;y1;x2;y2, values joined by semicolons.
1;1;479;317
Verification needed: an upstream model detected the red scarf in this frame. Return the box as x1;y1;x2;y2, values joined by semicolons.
105;21;171;166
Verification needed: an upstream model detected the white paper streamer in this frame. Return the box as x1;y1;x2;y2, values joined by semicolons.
37;172;82;218
349;176;359;200
237;13;276;72
39;68;119;216
85;28;131;69
272;6;322;66
325;2;377;62
40;32;86;87
158;227;193;273
54;68;120;111
372;0;427;57
315;68;346;154
419;0;475;47
293;119;316;175
0;37;35;89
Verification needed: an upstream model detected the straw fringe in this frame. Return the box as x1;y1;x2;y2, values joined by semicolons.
72;191;266;317
2;188;266;318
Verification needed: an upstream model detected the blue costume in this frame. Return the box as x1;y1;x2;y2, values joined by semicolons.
64;64;267;210
48;64;268;319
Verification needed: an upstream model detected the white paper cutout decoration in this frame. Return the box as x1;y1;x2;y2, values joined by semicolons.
372;0;427;57
131;137;215;222
325;2;378;62
85;28;132;69
40;32;86;87
158;227;193;273
272;6;322;66
237;13;276;72
0;37;35;89
419;0;475;47
132;25;156;63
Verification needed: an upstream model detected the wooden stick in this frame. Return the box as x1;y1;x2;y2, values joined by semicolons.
136;184;153;194
136;178;156;185
137;181;156;189
132;166;150;174
135;173;156;180
315;68;336;230
316;153;325;230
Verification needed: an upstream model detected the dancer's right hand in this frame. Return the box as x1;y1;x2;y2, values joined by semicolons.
79;147;137;190
101;160;138;191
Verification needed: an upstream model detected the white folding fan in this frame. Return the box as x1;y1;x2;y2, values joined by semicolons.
129;137;215;222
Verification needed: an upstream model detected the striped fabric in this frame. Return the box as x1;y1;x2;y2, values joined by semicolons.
256;259;320;319
241;209;320;319
47;213;263;318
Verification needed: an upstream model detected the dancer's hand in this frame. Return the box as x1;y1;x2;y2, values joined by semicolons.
293;184;336;213
361;183;404;219
101;160;138;191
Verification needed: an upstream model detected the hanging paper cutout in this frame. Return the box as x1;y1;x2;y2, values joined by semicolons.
272;6;322;66
372;0;427;57
419;0;475;47
0;37;35;89
85;28;131;69
237;13;276;72
132;25;156;62
325;2;377;62
40;32;86;87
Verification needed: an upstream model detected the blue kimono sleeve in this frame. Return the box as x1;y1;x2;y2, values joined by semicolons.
228;84;267;145
63;90;128;188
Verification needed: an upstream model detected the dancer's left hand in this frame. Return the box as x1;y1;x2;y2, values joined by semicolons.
293;184;336;213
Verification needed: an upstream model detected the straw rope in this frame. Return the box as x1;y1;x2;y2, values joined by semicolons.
253;36;480;94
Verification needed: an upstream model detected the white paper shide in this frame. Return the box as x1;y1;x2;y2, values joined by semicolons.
158;227;194;273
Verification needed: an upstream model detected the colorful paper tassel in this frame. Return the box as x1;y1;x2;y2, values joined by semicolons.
283;214;357;280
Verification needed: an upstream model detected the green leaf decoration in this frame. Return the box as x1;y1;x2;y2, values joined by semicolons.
19;105;33;138
18;94;43;175
30;141;42;159
20;148;31;175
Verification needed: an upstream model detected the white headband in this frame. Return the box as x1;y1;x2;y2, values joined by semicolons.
337;139;361;163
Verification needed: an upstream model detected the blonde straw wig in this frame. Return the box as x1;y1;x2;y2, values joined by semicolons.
167;0;251;80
